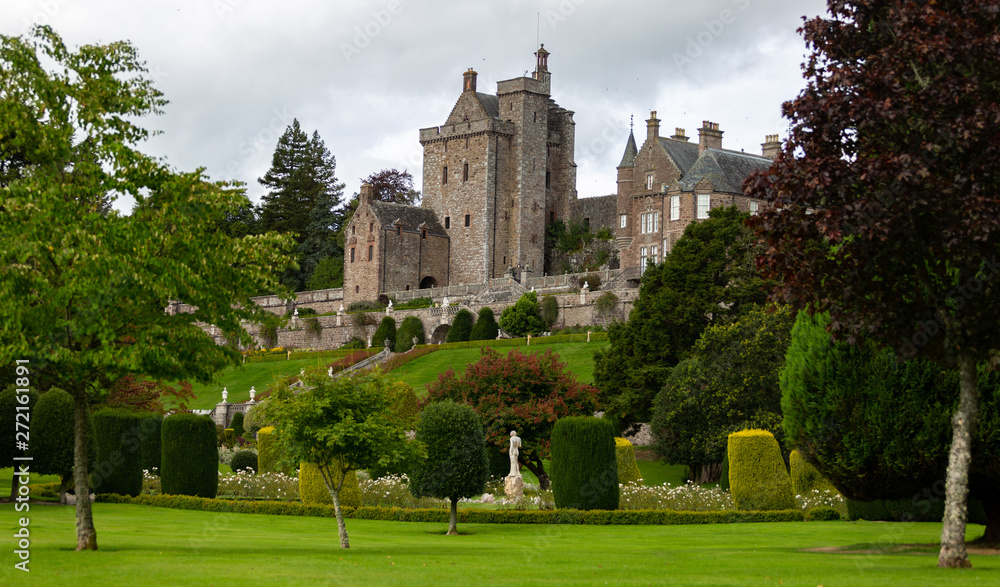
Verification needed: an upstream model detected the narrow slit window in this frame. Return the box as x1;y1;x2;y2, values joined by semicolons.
463;163;469;182
442;166;448;184
445;217;451;229
368;245;373;261
464;214;471;227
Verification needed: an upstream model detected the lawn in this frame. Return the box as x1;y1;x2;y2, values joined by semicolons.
2;502;995;586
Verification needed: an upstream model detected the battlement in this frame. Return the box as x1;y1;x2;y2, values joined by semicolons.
418;118;515;143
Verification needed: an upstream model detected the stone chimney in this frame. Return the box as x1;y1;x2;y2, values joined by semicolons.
698;121;723;154
463;68;477;93
761;134;781;159
360;182;374;205
646;111;661;143
670;127;688;141
533;44;551;86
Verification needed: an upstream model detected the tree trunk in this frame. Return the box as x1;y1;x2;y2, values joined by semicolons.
523;460;550;491
331;489;350;549
447;498;458;535
73;393;97;551
938;354;979;568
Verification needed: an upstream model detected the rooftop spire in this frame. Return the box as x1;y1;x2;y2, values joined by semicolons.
618;128;638;169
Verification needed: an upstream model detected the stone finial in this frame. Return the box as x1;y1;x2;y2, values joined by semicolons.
249;386;256;401
384;338;392;350
293;308;299;317
338;304;344;314
412;337;418;347
583;281;590;290
221;387;228;403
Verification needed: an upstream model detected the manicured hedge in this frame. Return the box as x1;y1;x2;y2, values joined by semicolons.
28;388;75;484
469;307;499;341
138;413;163;472
256;426;286;475
728;429;795;511
299;462;360;507
846;497;987;523
614;437;643;485
97;493;807;525
551;416;619;511
395;316;426;353
230;412;245;438
371;316;397;351
92;408;145;497
789;450;837;497
446;309;475;342
161;413;219;498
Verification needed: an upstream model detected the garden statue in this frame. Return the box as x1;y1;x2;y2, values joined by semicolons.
505;430;524;499
221;387;228;403
249;386;256;401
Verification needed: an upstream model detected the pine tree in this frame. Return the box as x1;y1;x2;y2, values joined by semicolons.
258;121;345;291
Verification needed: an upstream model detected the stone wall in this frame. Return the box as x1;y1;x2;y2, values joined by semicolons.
570;194;617;234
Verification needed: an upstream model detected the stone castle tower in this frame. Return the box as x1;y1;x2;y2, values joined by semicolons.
418;45;577;285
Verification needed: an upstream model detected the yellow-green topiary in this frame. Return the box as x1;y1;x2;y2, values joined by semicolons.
299;461;361;507
727;429;795;511
615;437;643;485
789;449;838;496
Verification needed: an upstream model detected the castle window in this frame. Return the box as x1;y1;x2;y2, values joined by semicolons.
352;224;356;235
369;222;373;233
465;137;469;149
750;200;759;215
397;226;401;236
640;247;649;275
445;217;450;229
651;245;659;266
550;211;555;223
531;234;537;244
646;174;654;190
619;214;627;228
463;163;469;182
350;248;355;263
406;285;410;291
533;111;537;123
670;196;680;220
355;285;359;293
641;212;659;234
442;166;448;184
464;214;471;227
422;229;427;239
546;171;550;188
368;245;373;261
697;194;710;219
444;141;448;153
510;102;513;111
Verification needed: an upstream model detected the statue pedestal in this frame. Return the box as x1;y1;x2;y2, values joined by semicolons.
504;475;524;499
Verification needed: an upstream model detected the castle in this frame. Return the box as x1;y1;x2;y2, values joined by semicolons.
342;46;777;304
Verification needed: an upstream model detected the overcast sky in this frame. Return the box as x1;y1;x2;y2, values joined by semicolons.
2;0;829;213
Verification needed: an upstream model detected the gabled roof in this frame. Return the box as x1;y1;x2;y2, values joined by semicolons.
679;149;773;194
475;93;500;119
370;200;448;237
446;91;500;125
657;137;700;174
617;130;638;168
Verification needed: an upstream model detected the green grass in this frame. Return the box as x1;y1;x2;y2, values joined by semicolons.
2;503;995;586
391;341;609;397
636;459;688;486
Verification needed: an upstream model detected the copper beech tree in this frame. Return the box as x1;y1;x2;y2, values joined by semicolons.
746;1;1000;568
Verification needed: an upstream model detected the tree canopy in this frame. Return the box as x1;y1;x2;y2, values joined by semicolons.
0;26;293;550
745;1;1000;568
498;291;545;337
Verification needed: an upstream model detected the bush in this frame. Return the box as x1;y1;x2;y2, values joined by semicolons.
243;404;268;437
614;438;643;485
499;291;544;337
845;497;986;523
408;401;490;504
550;416;619;511
347;300;381;312
216;424;226;447
579;272;601;291
789;450;837;497
92;408;145;497
230;450;258;474
339;337;367;350
224;428;236;447
371;316;397;351
806;506;843;521
540;295;559;329
162;413;219;498
138;413;163;472
446;309;475;343
29;388;75;493
299;461;360;507
594;291;618;322
230;412;245;439
727;429;795;511
469;307;500;341
257;426;281;474
395;316;426;352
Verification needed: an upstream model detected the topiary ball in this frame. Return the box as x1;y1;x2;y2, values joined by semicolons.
230;450;258;474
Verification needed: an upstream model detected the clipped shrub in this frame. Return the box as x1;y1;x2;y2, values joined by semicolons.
29;388;75;496
789;450;837;497
395;316;426;353
347;300;381;312
806;506;843;521
257;426;280;474
91;408;145;497
340;337;367;350
615;437;643;485
299;461;360;507
727;429;795;511
162;413;219;498
138;413;163;472
499;291;544;337
540;295;559;330
224;428;236;447
371;316;397;351
446;309;475;343
550;416;619;511
230;450;258;474
470;307;500;341
230;412;245;439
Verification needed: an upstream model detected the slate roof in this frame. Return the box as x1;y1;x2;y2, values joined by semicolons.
678;149;773;194
617;130;638;168
370;201;448;237
475;93;500;119
657;137;700;174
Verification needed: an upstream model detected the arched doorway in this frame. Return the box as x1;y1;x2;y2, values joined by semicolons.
431;324;450;344
420;276;438;289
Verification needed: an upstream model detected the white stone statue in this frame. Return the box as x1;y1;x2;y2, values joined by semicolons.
338;304;344;313
221;387;228;403
508;430;522;478
388;300;393;309
442;296;450;307
249;386;256;401
293;308;299;317
583;281;590;290
327;367;333;378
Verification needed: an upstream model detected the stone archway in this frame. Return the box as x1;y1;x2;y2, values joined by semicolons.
420;276;438;289
431;324;450;344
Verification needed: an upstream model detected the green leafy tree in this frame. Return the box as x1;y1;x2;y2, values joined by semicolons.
469;307;499;341
257;119;345;291
267;369;424;548
306;255;344;290
499;291;545;337
745;1;1000;567
540;295;559;330
445;309;474;343
29;388;75;502
409;401;490;535
651;305;794;482
594;207;769;435
426;348;599;490
0;26;293;550
0;385;39;498
781;311;1000;542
